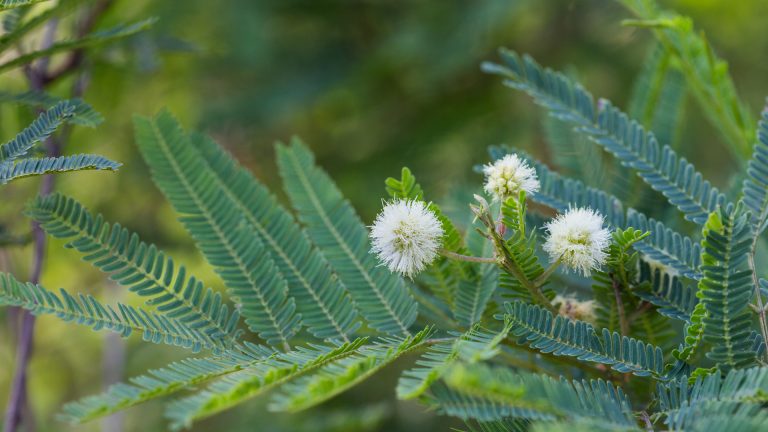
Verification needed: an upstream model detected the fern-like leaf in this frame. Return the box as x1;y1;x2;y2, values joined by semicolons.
276;138;417;335
430;383;540;423
441;363;636;428
0;154;120;184
26;193;242;342
59;350;274;424
656;367;768;429
503;301;666;377
189;132;359;342
397;322;512;400
269;328;432;412
0;91;103;127
635;261;698;322
742;108;768;233
483;50;727;224
698;204;756;370
0;273;221;352
164;338;367;430
668;404;768;432
134;111;301;349
0;100;73;162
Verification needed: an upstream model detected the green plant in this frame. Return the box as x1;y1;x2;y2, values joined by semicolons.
0;2;153;431
3;0;768;431
0;100;119;184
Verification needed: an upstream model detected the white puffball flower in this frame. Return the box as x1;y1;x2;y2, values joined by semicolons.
370;199;444;278
482;154;540;201
543;207;611;276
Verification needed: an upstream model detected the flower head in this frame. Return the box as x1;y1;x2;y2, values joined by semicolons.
483;154;540;201
553;294;597;324
370;199;444;277
543;207;611;276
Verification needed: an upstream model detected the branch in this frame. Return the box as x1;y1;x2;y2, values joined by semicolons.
42;0;115;85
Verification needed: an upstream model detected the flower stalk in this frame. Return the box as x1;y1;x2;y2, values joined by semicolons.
440;250;497;264
471;195;557;314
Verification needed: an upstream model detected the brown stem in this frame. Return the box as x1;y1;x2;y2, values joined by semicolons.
42;0;115;85
612;275;630;336
3;145;58;432
3;17;60;431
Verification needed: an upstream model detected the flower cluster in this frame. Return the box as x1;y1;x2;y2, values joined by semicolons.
370;154;611;280
369;199;444;278
482;154;540;201
543;207;611;276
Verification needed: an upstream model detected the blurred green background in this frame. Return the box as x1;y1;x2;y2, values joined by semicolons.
2;0;768;430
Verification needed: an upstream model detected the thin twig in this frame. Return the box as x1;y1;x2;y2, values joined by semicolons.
3;17;60;430
43;0;115;85
640;411;654;431
532;259;560;286
612;275;630;337
440;249;496;264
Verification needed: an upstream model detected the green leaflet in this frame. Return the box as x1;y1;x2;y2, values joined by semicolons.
134;112;301;349
0;272;221;353
503;301;666;378
26;193;242;343
397;322;512;400
277;138;417;335
165;338;367;430
430;382;547;423
441;363;636;429
0;154;120;184
0;91;103;127
0;101;73;162
655;367;768;428
59;350;273;424
635;261;699;323
269;328;432;412
698;205;757;370
0;100;117;184
189;132;359;342
742;109;768;233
